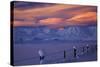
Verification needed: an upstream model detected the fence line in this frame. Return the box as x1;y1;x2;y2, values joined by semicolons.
14;44;97;64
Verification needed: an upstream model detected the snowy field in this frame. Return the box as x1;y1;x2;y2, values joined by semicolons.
13;41;97;66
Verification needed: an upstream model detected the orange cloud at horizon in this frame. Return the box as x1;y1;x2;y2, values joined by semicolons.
39;18;64;25
13;21;35;27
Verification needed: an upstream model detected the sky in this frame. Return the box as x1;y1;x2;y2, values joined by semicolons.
11;1;97;28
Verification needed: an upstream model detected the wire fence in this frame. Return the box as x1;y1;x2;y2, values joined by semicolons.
14;44;97;65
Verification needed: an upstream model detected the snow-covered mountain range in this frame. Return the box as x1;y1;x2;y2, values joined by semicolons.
13;25;97;43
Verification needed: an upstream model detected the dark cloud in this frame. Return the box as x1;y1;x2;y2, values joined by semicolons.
13;1;56;9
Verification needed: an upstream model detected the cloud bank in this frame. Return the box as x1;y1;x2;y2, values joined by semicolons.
12;1;97;27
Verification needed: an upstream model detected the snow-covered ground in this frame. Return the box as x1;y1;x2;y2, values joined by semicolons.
13;41;97;66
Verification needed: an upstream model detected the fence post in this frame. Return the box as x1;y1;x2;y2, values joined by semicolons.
38;49;45;64
64;50;66;58
86;44;89;53
73;46;77;58
64;50;66;62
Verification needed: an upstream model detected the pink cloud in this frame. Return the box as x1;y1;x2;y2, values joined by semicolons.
65;12;97;25
39;18;64;25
